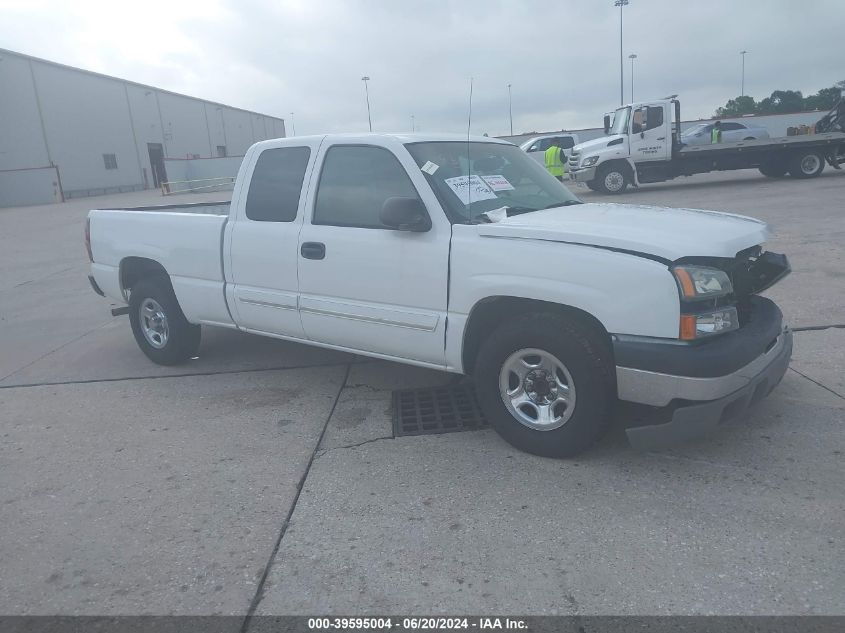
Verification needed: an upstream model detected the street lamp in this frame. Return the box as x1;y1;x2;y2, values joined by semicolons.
740;50;748;97
628;54;637;103
361;76;372;132
507;83;513;135
289;112;295;136
614;0;630;106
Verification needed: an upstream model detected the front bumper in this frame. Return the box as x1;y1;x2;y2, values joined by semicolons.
568;166;597;182
614;297;793;449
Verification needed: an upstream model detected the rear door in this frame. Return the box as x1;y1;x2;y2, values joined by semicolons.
226;140;319;337
297;139;450;366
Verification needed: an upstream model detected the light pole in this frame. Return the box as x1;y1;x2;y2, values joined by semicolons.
628;54;637;103
361;76;372;132
507;83;513;135
614;0;629;106
411;114;415;132
740;50;748;97
289;112;295;136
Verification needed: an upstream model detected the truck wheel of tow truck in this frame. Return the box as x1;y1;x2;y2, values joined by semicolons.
128;277;201;366
474;312;614;458
585;180;600;192
759;161;788;178
596;163;629;194
788;149;825;179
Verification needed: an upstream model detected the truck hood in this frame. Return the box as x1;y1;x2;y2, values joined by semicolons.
572;135;624;154
476;203;770;261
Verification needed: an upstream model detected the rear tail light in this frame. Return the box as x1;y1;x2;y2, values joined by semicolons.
84;217;93;262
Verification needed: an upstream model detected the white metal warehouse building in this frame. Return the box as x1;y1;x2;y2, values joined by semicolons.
0;47;286;207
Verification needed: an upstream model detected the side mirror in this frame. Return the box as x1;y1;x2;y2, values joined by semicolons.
603;115;611;135
380;197;431;232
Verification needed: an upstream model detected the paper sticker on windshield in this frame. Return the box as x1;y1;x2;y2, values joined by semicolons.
444;175;498;205
421;161;439;175
481;174;514;191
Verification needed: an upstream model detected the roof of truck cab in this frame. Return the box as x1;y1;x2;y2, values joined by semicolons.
254;133;512;145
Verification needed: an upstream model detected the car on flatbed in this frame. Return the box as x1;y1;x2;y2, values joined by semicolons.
87;133;793;457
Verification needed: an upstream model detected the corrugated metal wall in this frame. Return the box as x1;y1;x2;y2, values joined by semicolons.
0;48;285;207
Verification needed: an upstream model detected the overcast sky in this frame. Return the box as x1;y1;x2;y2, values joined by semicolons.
1;0;843;137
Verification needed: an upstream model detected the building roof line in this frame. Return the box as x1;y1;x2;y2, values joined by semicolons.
0;46;285;124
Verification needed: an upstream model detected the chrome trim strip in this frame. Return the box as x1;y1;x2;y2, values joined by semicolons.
616;328;791;407
238;297;297;311
299;305;439;332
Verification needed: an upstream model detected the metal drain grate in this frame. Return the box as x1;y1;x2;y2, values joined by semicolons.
392;382;488;436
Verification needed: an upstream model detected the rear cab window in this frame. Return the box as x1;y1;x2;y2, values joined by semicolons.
245;146;311;222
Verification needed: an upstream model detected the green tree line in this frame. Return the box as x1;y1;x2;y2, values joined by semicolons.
715;85;842;118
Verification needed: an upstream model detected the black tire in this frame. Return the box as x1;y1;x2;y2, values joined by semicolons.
128;277;201;365
595;163;629;194
585;180;600;191
788;149;825;179
759;161;788;178
474;312;615;458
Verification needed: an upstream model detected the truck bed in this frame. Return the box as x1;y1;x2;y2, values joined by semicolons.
88;201;233;327
677;132;845;157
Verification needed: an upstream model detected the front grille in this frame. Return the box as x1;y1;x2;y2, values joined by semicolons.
568;151;580;168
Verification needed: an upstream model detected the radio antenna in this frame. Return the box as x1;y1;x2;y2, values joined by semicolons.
467;77;473;217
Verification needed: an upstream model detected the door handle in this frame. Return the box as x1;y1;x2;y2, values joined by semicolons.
300;242;326;260
657;137;666;140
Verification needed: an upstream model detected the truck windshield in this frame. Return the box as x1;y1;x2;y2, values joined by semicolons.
405;141;581;224
609;107;631;135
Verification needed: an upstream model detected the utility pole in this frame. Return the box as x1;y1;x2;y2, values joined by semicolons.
361;76;372;132
507;83;513;135
740;50;748;96
615;0;629;105
411;114;415;132
289;112;295;136
629;54;637;103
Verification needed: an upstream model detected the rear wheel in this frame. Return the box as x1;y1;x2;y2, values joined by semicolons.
759;161;788;178
788;149;825;179
474;312;615;458
596;163;629;194
129;278;201;365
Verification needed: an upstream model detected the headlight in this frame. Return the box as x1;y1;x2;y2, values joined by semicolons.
672;265;733;300
680;308;738;340
582;156;599;167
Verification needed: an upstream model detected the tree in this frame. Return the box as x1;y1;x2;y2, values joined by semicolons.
804;86;842;111
757;90;804;114
715;95;758;117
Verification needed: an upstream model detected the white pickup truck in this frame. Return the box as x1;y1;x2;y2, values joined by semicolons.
87;133;792;456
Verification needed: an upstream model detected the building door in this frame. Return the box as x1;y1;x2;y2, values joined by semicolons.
147;143;167;188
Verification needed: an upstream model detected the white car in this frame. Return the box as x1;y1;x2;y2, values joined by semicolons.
520;133;579;165
681;121;770;146
87;133;792;457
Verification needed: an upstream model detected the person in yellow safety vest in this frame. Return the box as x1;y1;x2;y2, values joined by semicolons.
544;141;566;181
710;121;723;144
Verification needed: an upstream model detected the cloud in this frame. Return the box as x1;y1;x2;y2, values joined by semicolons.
1;0;842;136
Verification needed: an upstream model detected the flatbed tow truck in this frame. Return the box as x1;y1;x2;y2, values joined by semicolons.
568;95;845;193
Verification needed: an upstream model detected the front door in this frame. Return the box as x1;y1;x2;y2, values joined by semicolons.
147;143;166;188
297;142;450;366
629;104;672;162
227;143;314;338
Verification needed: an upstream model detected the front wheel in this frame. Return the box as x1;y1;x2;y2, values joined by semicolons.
129;278;201;365
788;150;825;179
474;313;615;457
596;164;629;194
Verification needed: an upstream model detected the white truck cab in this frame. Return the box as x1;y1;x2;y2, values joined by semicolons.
87;133;793;457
